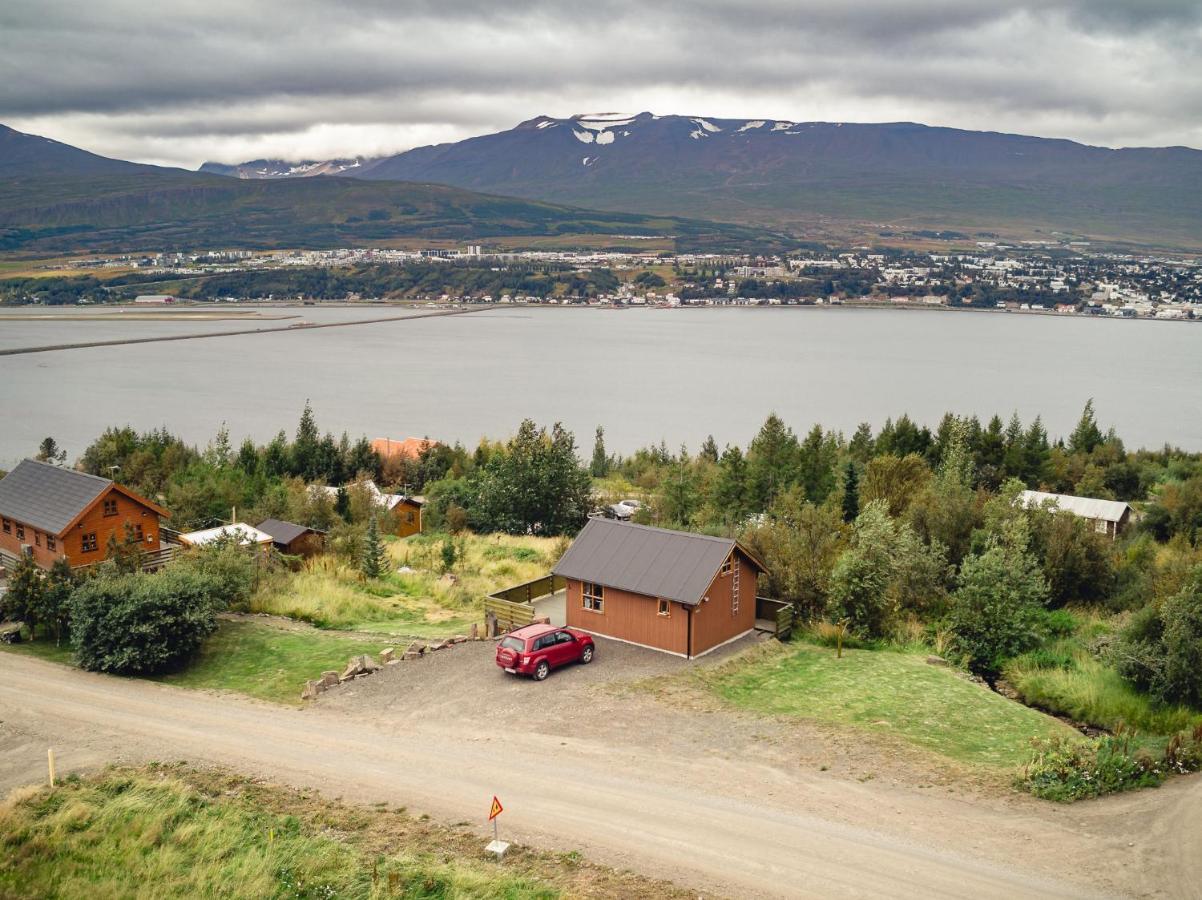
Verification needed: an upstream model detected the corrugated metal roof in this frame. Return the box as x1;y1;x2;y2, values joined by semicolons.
1019;490;1132;524
551;518;761;606
179;523;273;546
0;459;111;535
256;518;318;545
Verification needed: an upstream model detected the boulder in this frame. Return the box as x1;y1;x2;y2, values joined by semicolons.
301;680;321;701
403;651;422;661
925;655;949;667
429;641;449;652
406;641;427;656
319;670;341;688
379;647;395;663
397;566;416;575
341;654;380;681
469;623;479;640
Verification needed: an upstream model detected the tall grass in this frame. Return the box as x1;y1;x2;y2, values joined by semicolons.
248;532;556;634
0;771;556;899
1007;644;1202;736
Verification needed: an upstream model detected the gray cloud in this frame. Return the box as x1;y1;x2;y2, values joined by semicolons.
2;0;1199;167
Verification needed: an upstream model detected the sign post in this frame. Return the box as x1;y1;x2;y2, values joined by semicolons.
486;795;508;859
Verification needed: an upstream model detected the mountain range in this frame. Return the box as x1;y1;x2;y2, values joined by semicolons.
203;112;1202;249
0;123;769;253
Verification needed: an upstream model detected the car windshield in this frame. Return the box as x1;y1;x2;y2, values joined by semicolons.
500;637;525;651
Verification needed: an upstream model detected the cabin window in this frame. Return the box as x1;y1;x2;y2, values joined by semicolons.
1;518;9;534
657;599;671;617
721;555;733;576
15;525;25;541
406;511;415;524
46;535;56;551
103;498;119;517
34;532;41;547
81;532;98;553
144;531;154;544
582;582;604;613
131;524;144;542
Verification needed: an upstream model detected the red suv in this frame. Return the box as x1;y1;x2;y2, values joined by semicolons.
496;624;595;681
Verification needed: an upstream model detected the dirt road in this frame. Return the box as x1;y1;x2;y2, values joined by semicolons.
0;652;1197;899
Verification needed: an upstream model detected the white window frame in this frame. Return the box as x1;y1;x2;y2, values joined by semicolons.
657;598;671;617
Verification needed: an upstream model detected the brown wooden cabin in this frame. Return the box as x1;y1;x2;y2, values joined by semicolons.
390;496;424;538
256;518;326;557
0;459;168;570
551;518;767;658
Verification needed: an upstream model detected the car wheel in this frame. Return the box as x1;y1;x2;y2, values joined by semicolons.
580;645;594;664
533;661;550;681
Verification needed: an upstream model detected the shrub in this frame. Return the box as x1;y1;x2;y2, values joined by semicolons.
1017;730;1164;801
1113;565;1202;707
1018;725;1202;801
172;542;256;607
70;569;223;674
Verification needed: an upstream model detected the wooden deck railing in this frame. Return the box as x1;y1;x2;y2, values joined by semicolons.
484;573;565;633
755;596;795;640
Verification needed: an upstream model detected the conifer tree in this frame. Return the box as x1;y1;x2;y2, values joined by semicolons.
360;513;387;579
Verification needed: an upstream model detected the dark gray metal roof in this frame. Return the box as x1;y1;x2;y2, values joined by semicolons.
0;459;111;535
256;518;320;545
552;518;762;606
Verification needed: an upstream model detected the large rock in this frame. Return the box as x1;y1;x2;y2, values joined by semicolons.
379;647;395;663
341;654;380;681
319;670;341;688
926;655;949;667
301;680;321;701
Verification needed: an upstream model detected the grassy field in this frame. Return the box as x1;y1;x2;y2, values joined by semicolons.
249;532;559;634
0;620;396;706
0;766;685;899
701;642;1075;768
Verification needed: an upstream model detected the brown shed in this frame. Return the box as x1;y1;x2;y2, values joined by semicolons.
0;459;168;569
551;518;766;658
256;518;326;557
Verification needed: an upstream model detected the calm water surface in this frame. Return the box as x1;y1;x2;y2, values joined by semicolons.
1;305;1199;467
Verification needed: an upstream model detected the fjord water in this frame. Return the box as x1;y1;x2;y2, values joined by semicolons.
1;305;1200;466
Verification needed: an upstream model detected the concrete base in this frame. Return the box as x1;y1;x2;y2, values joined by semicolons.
485;839;510;859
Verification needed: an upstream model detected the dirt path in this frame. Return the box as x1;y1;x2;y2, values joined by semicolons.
0;652;1197;899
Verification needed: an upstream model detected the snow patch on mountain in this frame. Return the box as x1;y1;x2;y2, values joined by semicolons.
771;122;796;132
594;130;615;145
573;130;594;144
737;120;766;132
693;118;722;133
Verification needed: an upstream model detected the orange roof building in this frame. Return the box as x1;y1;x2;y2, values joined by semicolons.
371;437;438;462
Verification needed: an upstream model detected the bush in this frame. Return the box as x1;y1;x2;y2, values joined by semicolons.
70;569;224;674
1018;725;1202;801
172;542;256;607
1017;730;1165;802
1113;566;1202;707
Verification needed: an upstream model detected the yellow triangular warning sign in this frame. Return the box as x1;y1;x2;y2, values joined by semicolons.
489;796;503;820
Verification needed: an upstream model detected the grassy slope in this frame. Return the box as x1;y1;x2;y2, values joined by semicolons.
0;766;686;899
250;532;558;633
705;642;1074;768
0;620;391;706
0;172;781;254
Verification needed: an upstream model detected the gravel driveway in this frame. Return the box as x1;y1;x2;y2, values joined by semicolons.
325;633;759;720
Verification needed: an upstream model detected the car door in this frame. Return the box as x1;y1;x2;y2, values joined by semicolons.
551;630;578;666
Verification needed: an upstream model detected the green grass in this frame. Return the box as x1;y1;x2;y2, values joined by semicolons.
0;769;558;900
250;532;556;634
1006;640;1202;737
153;621;401;705
1;620;400;706
705;642;1075;768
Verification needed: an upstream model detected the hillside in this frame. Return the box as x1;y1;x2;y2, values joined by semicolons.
0;124;777;253
211;113;1202;248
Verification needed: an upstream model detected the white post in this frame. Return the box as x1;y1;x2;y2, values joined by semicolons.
47;748;56;787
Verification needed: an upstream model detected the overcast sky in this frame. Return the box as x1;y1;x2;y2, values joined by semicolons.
3;0;1200;168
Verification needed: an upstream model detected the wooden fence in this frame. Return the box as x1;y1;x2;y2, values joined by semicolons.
484;573;565;633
